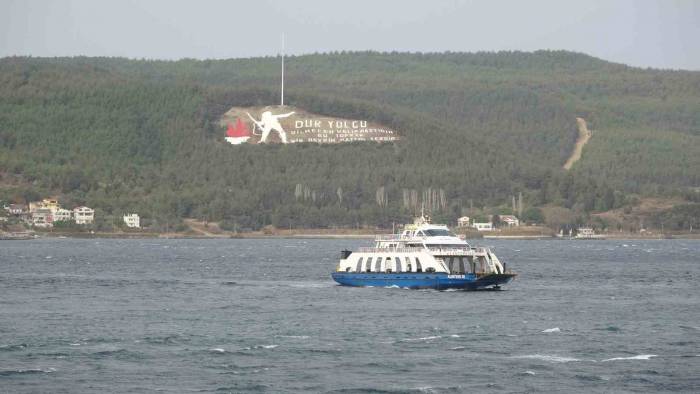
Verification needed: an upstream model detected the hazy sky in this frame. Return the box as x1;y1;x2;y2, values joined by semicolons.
1;0;699;70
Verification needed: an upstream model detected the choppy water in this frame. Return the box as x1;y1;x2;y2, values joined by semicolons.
1;238;699;393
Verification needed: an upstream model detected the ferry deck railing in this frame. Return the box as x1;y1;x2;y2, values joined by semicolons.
374;234;427;242
374;234;469;242
355;246;490;255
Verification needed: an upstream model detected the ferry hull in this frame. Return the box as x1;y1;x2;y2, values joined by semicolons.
331;272;515;290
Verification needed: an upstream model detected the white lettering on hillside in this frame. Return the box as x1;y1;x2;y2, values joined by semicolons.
223;109;399;145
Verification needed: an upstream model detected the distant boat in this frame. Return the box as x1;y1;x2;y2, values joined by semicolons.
0;231;35;240
331;215;516;290
574;227;605;240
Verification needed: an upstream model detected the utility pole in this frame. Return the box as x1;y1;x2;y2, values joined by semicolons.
281;34;285;107
518;192;523;218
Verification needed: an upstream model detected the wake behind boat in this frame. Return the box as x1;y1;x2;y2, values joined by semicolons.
331;215;516;290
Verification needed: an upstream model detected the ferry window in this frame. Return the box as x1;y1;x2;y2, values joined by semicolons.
404;256;412;272
415;257;423;272
445;257;454;273
375;258;383;272
356;258;364;273
417;231;426;236
366;257;373;272
458;257;466;274
467;256;475;273
395;257;402;272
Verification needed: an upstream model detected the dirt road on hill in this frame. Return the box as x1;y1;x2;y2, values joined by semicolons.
563;117;592;170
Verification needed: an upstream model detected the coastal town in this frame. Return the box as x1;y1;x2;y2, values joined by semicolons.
0;196;538;239
1;198;140;233
0;199;689;240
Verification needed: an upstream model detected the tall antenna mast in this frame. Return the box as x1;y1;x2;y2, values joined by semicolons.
281;33;285;107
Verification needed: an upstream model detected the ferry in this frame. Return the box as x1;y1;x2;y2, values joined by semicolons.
331;215;516;290
574;227;605;240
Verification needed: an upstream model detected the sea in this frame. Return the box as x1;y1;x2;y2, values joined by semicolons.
1;238;699;393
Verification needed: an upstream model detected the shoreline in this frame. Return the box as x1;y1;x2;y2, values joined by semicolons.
4;230;700;240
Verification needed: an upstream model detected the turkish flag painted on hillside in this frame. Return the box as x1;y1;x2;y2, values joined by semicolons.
226;118;251;138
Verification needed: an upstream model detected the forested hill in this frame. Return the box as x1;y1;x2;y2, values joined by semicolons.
1;51;699;230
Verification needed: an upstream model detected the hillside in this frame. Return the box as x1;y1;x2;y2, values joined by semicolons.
1;51;699;231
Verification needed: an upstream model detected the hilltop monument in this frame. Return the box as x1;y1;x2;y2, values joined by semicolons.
222;35;400;145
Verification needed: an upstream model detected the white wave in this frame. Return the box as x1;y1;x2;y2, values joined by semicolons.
289;282;331;288
385;285;400;288
277;335;309;339
0;343;27;349
542;327;561;333
449;334;460;338
449;346;465;351
602;354;656;362
513;354;580;363
243;344;279;350
524;370;536;375
404;336;442;341
69;343;81;346
209;348;225;353
13;368;56;373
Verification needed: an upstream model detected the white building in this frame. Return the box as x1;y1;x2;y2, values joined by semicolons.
4;204;26;215
500;215;520;227
32;208;53;228
123;213;140;228
53;208;73;223
73;206;95;225
473;222;493;231
457;216;471;227
29;199;60;214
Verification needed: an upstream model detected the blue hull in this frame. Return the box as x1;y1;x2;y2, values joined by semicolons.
331;272;515;290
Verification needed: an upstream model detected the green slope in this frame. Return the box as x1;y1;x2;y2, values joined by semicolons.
0;51;698;230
